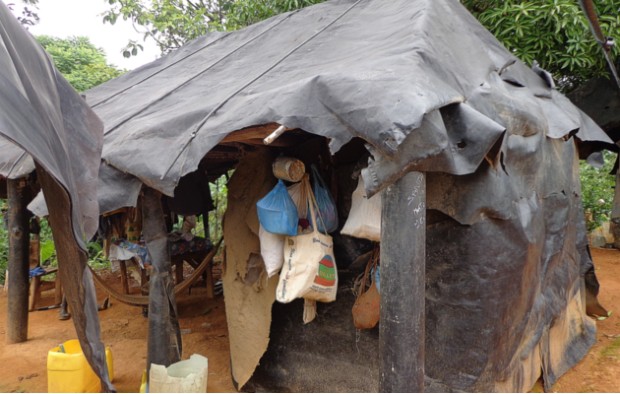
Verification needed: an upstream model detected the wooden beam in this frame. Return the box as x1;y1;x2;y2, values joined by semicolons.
230;135;299;147
379;171;426;392
220;123;280;144
6;177;30;344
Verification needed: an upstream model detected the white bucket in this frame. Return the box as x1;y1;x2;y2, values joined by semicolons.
149;354;208;393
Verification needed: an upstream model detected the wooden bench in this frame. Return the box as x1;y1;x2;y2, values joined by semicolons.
29;266;63;311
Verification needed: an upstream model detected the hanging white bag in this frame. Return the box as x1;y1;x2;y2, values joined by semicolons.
259;224;285;277
276;176;338;304
340;174;381;241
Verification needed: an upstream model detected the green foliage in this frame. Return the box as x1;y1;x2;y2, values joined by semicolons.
103;0;324;55
225;0;325;30
0;208;109;285
37;218;109;270
87;241;111;271
6;0;39;27
102;0;620;94
35;35;125;92
580;151;617;231
208;173;230;243
460;0;620;91
103;0;234;55
38;218;56;265
39;238;56;265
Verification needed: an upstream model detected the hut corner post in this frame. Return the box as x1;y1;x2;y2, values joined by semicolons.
379;171;426;392
142;187;182;375
6;177;30;344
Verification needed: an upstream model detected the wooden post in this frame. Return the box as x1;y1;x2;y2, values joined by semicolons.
379;171;426;392
6;178;30;344
119;260;130;294
142;188;182;373
28;222;40;311
175;259;184;284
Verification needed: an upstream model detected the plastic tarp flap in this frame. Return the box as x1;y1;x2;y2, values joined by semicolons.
0;4;112;391
27;162;143;218
0;137;34;179
362;102;505;197
97;162;143;214
423;133;596;391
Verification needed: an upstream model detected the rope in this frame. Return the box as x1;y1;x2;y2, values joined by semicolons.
89;239;222;306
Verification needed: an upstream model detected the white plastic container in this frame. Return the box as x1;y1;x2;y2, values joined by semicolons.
149;354;208;393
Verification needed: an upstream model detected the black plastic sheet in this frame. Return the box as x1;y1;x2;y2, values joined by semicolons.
3;0;613;391
84;0;609;202
0;4;112;390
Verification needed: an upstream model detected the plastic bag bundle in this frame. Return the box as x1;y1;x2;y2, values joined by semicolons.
256;180;299;236
277;176;338;304
310;164;338;233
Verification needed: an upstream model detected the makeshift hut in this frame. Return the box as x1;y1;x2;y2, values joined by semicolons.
0;2;113;391
5;0;616;392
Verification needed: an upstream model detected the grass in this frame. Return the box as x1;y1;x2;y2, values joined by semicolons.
601;337;620;358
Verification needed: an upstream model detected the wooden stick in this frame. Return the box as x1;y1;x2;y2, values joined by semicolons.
263;125;287;145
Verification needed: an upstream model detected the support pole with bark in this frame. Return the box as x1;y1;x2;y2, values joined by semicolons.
142;187;182;374
379;171;426;392
6;177;30;344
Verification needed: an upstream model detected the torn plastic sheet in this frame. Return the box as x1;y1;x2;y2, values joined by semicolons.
0;4;112;390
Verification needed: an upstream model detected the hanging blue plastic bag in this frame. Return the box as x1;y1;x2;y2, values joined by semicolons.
310;164;338;233
257;180;299;236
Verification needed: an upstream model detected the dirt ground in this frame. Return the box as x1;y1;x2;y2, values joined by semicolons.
0;248;618;393
0;265;236;393
550;247;620;393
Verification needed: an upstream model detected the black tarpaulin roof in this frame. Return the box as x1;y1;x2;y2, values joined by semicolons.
84;0;610;208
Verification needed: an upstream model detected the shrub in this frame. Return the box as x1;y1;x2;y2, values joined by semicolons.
580;152;616;231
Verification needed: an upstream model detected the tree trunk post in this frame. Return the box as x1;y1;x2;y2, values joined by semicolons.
6;177;30;344
142;187;182;374
379;171;426;392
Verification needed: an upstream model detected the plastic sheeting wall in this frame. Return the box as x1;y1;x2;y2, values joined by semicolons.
245;133;596;393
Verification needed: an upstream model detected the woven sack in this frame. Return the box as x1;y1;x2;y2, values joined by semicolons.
352;247;380;329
